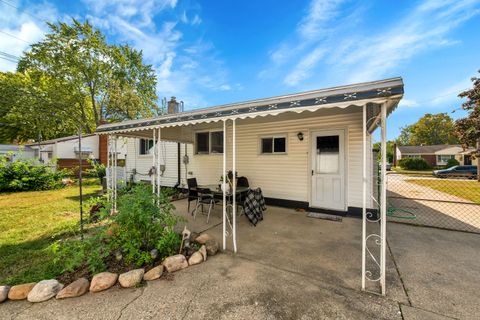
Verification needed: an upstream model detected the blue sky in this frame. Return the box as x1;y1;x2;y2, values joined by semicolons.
1;0;479;140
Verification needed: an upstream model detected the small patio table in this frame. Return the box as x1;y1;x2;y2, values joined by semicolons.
192;184;250;232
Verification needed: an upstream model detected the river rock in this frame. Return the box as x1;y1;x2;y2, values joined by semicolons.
0;286;10;303
90;272;118;292
8;282;36;300
199;245;207;261
56;278;89;299
162;254;188;273
205;239;219;256
194;233;215;244
118;269;144;288
143;265;164;281
27;279;63;303
188;251;204;266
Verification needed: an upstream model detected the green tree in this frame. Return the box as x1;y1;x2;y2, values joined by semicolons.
14;19;159;135
0;71;82;142
397;113;458;146
373;140;395;163
454;70;480;181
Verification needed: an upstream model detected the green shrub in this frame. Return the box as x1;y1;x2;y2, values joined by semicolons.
52;184;181;274
446;158;460;168
109;184;181;266
398;157;430;170
86;160;106;184
0;157;66;192
51;230;109;274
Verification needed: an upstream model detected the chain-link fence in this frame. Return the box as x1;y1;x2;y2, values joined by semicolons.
386;172;480;233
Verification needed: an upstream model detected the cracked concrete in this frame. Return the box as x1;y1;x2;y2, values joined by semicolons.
1;201;479;319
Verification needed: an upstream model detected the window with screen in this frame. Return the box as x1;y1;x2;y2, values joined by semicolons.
195;131;223;154
261;136;286;154
139;139;154;155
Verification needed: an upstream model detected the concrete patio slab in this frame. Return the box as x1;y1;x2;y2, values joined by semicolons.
174;199;408;304
388;222;480;319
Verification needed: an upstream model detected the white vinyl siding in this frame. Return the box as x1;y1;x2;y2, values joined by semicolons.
186;110;371;208
124;109;373;209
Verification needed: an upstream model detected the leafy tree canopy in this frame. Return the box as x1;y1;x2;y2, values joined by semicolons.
454;71;480;151
0;19;159;142
396;113;458;146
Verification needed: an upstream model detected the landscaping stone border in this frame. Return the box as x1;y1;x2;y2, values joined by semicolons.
0;233;217;304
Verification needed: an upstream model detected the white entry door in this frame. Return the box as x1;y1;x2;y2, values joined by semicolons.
310;129;346;211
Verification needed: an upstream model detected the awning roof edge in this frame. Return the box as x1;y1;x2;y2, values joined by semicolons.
97;77;404;136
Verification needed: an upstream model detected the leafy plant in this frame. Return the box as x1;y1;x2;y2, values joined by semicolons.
86;159;106;184
0;156;67;192
51;230;109;274
398;157;430;170
109;184;180;266
446;158;460;168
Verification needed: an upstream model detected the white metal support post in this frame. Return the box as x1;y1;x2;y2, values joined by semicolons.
107;135;111;202
380;103;387;295
113;135;118;211
222;120;227;250
362;104;367;291
232;118;237;253
152;128;156;195
157;128;161;201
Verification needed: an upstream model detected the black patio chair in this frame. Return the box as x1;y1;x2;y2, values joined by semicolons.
187;178;199;213
236;176;250;214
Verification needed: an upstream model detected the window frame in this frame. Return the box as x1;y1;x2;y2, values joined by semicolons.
436;154;455;164
259;134;288;155
138;138;155;156
194;130;224;155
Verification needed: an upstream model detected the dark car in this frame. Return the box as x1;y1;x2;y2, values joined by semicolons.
433;165;478;179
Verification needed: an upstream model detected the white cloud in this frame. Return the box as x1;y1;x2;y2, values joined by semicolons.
297;0;344;40
261;0;480;88
284;47;326;86
0;2;56;71
340;0;480;83
398;99;419;108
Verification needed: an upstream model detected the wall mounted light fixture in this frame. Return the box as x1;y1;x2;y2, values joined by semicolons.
297;132;304;141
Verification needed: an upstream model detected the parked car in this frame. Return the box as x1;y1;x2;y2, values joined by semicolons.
378;162;392;171
433;165;478;179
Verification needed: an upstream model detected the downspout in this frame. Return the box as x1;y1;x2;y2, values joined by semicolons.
174;142;181;188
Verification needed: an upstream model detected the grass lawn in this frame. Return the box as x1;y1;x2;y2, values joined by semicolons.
0;179;102;285
407;179;480;204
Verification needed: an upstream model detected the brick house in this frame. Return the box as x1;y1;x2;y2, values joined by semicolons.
395;144;475;167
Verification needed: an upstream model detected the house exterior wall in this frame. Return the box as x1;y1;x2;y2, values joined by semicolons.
422;155;436;167
55;135;99;159
186;110;372;209
125;139;185;188
124;110;373;210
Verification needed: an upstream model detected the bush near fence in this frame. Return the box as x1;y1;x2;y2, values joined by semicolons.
398;157;430;170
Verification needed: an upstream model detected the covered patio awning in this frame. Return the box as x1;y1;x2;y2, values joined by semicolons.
98;77;404;296
96;77;403;139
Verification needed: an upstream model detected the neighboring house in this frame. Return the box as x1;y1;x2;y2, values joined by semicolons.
27;134;126;170
0;144;35;161
97;77;404;216
395;144;476;168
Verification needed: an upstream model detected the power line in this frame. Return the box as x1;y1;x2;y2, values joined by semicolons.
0;50;20;64
0;0;47;23
0;30;32;44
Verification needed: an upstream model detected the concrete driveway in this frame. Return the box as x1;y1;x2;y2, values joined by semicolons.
1;199;479;319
